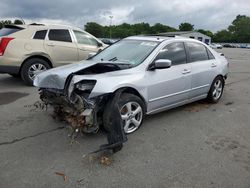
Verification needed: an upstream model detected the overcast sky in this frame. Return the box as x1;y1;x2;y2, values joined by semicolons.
1;0;250;32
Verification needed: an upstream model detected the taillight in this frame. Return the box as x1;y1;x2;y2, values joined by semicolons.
0;37;14;56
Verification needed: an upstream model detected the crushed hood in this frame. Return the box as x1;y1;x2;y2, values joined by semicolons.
34;60;95;89
33;60;135;89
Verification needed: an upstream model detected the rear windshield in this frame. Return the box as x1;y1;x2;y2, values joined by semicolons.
0;28;21;37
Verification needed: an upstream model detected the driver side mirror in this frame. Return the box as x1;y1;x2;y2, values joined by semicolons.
88;52;97;58
149;59;172;70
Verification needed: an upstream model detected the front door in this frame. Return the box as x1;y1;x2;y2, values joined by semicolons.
44;29;78;66
147;42;192;113
73;30;102;61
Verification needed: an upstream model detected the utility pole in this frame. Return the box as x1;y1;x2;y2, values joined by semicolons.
109;15;113;39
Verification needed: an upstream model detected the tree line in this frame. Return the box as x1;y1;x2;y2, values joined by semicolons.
84;15;250;43
1;15;249;43
0;19;24;29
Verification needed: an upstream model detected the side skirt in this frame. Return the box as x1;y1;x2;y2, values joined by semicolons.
146;94;207;115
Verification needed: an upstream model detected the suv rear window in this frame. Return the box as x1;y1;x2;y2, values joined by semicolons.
33;30;47;40
48;29;72;42
0;28;21;37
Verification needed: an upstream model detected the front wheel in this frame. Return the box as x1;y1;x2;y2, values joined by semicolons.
207;76;224;103
103;93;146;134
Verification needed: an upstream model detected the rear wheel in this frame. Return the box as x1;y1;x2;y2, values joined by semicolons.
21;58;51;86
207;76;224;103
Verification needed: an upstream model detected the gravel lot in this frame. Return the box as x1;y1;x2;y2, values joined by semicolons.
0;48;250;188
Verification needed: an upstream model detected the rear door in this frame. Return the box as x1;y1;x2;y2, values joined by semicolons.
185;42;217;99
147;42;192;113
44;29;78;66
72;30;102;61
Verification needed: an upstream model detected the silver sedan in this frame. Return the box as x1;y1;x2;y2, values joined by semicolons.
34;36;229;134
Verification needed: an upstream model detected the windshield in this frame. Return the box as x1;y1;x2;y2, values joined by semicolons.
92;39;159;66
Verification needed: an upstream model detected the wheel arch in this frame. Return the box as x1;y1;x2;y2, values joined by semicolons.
113;87;147;110
213;74;225;85
19;55;53;74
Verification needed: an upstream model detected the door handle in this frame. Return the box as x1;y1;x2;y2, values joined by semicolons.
211;63;217;67
79;47;86;51
182;69;191;74
47;42;54;47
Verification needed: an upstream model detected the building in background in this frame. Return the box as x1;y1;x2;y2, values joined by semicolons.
159;31;211;44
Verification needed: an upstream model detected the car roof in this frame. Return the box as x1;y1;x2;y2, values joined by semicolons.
5;24;83;31
126;35;204;44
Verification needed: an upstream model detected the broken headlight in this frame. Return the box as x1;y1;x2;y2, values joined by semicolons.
75;80;96;92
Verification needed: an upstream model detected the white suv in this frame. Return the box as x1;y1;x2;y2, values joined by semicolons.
0;24;107;85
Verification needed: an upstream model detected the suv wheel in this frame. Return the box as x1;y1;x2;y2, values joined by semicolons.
103;93;146;134
207;76;224;103
21;58;51;86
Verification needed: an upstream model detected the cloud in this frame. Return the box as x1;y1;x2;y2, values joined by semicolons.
0;0;249;32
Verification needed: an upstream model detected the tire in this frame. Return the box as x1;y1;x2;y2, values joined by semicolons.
21;58;51;86
207;76;224;103
103;93;146;134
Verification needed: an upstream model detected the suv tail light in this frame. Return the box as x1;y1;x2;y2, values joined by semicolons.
0;37;14;56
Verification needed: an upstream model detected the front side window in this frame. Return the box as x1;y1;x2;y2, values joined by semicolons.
73;30;98;46
33;30;47;40
154;42;187;65
186;42;209;62
92;40;159;66
48;29;72;42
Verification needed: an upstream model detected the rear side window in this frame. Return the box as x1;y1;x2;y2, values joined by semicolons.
0;28;21;37
207;48;215;59
154;42;187;65
186;42;209;62
48;29;72;42
33;30;47;40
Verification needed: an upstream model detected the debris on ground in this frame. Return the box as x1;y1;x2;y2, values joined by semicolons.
55;171;68;182
100;155;112;166
38;86;128;156
77;177;86;185
225;101;234;105
24;101;48;111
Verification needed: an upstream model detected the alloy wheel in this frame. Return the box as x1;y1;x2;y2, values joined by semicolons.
212;79;223;100
28;63;47;80
120;101;143;134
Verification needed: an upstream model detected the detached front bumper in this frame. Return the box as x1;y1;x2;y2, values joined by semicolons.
40;89;100;133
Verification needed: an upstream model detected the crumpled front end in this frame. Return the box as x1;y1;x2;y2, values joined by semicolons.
39;77;107;134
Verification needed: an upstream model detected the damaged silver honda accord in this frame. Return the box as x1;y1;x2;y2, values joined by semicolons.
34;36;229;135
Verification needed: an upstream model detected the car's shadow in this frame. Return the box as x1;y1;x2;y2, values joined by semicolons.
0;75;28;88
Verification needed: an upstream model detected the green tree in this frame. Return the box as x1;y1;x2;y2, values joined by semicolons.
0;20;12;29
14;19;24;25
196;29;213;38
84;22;104;38
228;15;250;43
179;22;194;31
213;30;233;42
151;23;176;34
